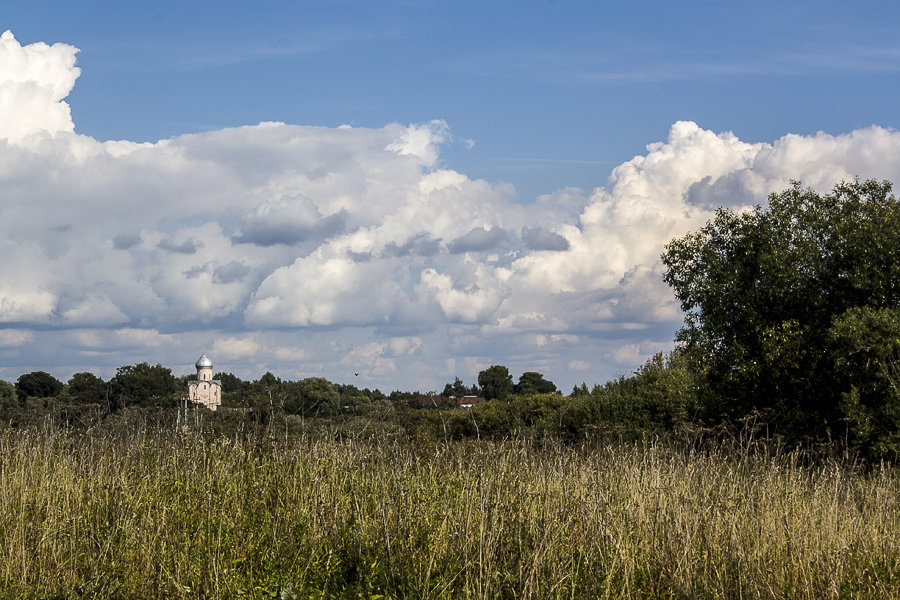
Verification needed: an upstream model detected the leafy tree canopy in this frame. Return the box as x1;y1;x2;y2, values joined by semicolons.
570;383;590;397
515;371;557;396
109;363;178;408
662;179;900;448
0;379;16;408
282;377;341;416
214;372;244;390
67;372;106;404
828;306;900;456
15;371;63;400
255;372;281;391
478;365;514;401
442;376;478;398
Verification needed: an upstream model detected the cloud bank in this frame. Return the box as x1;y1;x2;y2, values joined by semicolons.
3;30;900;391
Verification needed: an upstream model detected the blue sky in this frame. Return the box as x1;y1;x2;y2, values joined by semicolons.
10;1;900;198
1;1;900;392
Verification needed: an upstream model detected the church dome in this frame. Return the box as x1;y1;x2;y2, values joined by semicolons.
195;352;213;369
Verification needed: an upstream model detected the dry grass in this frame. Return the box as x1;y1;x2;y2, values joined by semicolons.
0;427;898;598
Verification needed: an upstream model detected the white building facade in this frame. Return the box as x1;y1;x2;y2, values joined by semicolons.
187;352;222;410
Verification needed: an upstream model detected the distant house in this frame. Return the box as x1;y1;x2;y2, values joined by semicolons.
451;395;484;408
417;393;484;408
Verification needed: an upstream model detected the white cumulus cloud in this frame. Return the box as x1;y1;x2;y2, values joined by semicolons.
0;31;79;143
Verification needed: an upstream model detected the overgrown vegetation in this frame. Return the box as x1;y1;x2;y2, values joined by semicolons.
1;428;898;599
662;179;900;457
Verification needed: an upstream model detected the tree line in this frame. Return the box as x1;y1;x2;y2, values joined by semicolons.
0;361;560;428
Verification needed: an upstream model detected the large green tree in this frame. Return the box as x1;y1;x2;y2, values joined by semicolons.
662;179;900;448
15;371;64;401
282;377;341;417
478;365;514;401
67;372;107;404
515;372;557;396
109;363;179;409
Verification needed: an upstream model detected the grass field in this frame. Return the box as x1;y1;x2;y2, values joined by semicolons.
0;426;898;599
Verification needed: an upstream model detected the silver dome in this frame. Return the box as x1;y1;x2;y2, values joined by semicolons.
195;352;213;369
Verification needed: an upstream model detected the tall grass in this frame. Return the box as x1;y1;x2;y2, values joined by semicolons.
0;427;898;598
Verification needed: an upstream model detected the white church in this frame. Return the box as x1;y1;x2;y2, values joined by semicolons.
187;352;222;411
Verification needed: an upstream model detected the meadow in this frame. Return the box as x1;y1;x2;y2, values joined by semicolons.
1;425;899;599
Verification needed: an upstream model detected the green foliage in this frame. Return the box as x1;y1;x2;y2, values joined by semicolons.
559;352;700;440
334;384;387;416
662;179;900;445
282;377;341;417
569;382;590;397
67;372;107;404
214;371;248;406
0;379;16;409
470;400;517;437
389;390;418;407
440;393;573;441
515;371;557;395
441;376;478;397
109;363;179;409
244;372;283;422
214;371;243;390
15;370;63;400
513;392;567;432
829;306;900;457
255;371;281;390
478;365;514;401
